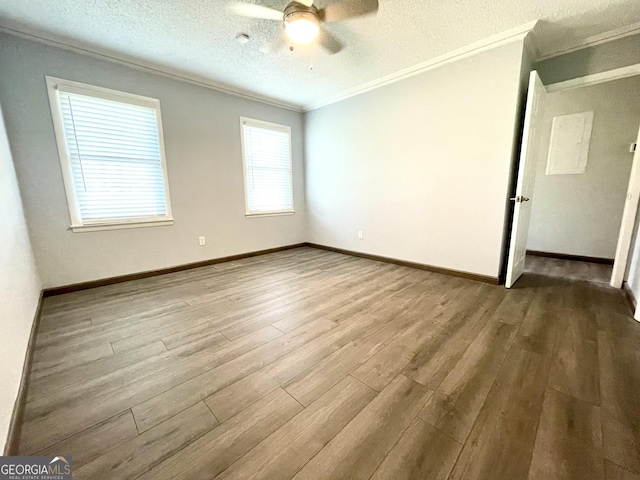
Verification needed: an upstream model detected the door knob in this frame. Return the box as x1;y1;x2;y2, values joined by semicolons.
510;196;530;202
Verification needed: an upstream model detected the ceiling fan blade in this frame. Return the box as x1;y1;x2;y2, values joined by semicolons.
317;27;343;54
260;31;287;54
319;0;379;22
228;2;283;20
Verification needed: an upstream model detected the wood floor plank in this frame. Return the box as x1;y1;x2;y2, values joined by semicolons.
491;288;535;325
29;340;168;397
529;431;604;480
203;314;381;422
219;309;307;340
31;342;114;376
542;387;602;448
34;411;138;469
527;388;604;480
269;287;371;334
217;376;376;480
349;318;433;392
563;283;603;319
598;331;640;475
37;316;92;336
515;291;564;356
283;310;421;407
402;284;505;388
111;334;170;354
321;282;404;323
418;318;517;443
602;412;640;475
350;282;471;391
218;271;299;302
24;325;281;425
598;331;640;424
132;317;335;432
597;311;640;343
19;326;284;453
369;418;462;480
292;375;432;480
605;461;640;480
35;301;194;351
448;346;550;480
160;322;230;349
137;388;302;480
547;308;600;405
221;286;351;340
27;325;275;416
74;402;218;480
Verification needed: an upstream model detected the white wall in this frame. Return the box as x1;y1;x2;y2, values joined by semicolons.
0;103;42;451
0;33;306;288
527;76;640;259
304;41;527;279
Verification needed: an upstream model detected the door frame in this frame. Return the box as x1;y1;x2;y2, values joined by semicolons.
511;63;640;288
611;124;640;288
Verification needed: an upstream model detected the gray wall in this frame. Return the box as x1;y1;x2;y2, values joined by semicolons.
536;33;640;85
527;76;640;258
0;33;306;288
0;103;42;450
305;41;526;279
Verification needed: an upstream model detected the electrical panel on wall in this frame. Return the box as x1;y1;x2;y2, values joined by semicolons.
545;111;594;175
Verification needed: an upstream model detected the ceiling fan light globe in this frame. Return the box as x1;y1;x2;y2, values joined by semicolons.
284;12;320;45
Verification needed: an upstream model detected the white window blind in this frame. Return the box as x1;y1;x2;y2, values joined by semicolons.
241;118;293;215
47;77;172;231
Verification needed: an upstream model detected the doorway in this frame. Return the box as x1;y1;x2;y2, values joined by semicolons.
505;66;640;289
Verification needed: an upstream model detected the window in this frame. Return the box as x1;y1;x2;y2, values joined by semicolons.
240;117;294;216
46;77;173;232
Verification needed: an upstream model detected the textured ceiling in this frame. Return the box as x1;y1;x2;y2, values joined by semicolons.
0;0;638;109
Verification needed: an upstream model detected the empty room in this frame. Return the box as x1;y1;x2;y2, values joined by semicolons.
1;0;640;479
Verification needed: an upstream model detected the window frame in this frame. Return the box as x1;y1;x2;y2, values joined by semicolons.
46;76;174;232
239;116;295;218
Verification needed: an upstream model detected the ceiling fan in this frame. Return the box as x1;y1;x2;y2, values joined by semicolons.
228;0;379;54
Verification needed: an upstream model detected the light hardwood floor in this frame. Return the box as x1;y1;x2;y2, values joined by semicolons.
18;247;640;479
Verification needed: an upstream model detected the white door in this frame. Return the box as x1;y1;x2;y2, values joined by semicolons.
611;124;640;288
505;71;548;288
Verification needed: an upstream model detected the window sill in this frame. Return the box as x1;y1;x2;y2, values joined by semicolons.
70;219;174;233
245;211;295;218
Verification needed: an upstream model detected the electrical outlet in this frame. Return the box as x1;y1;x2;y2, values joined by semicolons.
198;236;206;246
358;230;363;239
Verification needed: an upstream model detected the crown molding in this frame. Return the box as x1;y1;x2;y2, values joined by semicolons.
0;24;305;113
303;21;539;111
523;21;544;61
536;21;640;61
5;17;636;115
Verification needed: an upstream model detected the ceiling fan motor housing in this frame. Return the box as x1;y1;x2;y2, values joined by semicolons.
284;2;319;18
283;2;320;27
283;2;321;44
